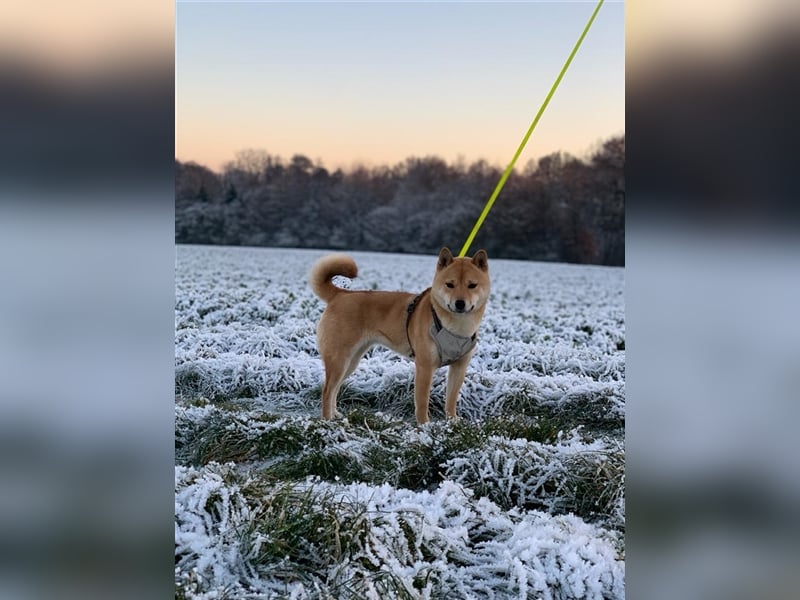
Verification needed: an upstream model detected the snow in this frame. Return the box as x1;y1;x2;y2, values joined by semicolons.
175;245;625;598
176;464;624;599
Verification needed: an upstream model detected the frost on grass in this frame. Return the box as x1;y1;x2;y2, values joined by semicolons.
175;246;625;598
176;464;624;599
176;406;624;531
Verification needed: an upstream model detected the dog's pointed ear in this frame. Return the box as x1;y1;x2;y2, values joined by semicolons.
472;249;488;271
437;247;454;270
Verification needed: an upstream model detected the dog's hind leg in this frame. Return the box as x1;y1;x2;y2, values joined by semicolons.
320;342;371;419
343;342;371;380
320;357;346;420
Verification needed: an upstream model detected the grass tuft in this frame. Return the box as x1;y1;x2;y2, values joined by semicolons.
239;481;420;598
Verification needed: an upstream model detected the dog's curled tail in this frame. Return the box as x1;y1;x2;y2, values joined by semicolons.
309;254;358;303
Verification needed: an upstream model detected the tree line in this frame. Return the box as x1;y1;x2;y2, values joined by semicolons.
176;135;624;265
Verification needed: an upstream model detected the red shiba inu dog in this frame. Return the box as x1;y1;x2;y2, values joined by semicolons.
310;248;490;423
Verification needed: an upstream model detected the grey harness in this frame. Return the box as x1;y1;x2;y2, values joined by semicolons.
406;288;478;366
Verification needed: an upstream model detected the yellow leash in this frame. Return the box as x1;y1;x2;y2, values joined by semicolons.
458;0;605;257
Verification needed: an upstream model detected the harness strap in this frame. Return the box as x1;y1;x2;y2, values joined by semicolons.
407;288;478;365
430;306;478;366
405;287;430;358
430;306;444;332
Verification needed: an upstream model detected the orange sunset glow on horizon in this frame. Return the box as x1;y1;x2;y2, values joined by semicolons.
176;1;625;173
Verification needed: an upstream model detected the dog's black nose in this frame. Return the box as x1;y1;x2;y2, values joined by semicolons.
455;299;466;312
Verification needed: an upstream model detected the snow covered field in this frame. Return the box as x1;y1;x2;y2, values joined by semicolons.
175;245;625;599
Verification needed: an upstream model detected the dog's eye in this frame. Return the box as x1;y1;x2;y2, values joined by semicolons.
446;282;455;288
468;283;477;289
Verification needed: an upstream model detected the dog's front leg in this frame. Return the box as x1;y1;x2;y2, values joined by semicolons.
414;361;435;424
444;355;470;419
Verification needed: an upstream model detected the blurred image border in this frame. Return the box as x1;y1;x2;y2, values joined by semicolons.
1;0;799;598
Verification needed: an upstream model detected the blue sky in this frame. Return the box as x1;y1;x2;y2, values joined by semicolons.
176;1;624;171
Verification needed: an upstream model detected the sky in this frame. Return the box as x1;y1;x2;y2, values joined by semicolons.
176;1;625;173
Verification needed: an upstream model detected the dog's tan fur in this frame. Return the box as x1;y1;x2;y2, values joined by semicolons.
310;247;489;424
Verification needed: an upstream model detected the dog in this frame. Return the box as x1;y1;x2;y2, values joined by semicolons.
310;247;489;424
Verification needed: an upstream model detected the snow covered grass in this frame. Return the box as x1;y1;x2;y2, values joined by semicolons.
175;245;625;599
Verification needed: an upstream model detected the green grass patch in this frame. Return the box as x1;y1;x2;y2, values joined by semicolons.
177;406;624;529
241;483;419;599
